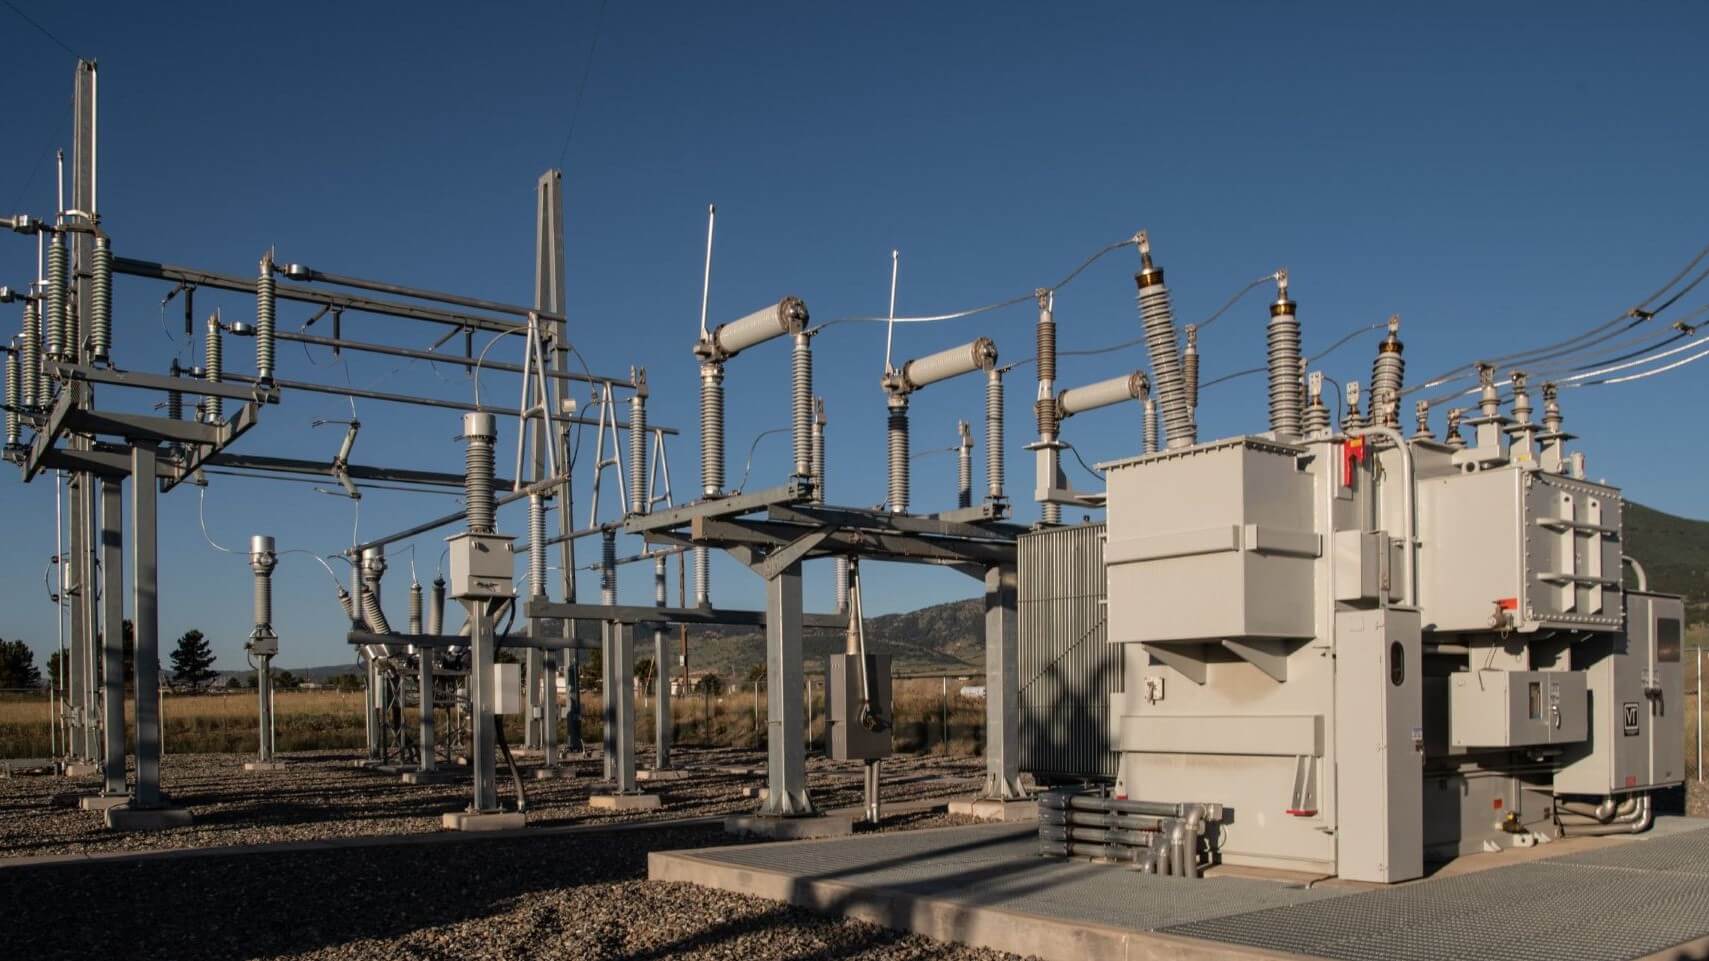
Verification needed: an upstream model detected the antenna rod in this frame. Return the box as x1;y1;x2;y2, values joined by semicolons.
884;249;899;373
698;203;716;339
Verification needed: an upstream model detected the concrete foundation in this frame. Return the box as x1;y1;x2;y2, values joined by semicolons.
400;770;459;785
724;813;855;840
947;798;1037;822
589;793;662;811
62;763;99;777
740;786;768;800
79;794;131;812
243;761;288;772
350;759;384;769
440;811;527;831
103;806;193;831
637;768;691;782
714;765;764;776
532;766;573;780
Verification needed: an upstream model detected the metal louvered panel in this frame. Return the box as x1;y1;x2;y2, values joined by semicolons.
1018;523;1120;781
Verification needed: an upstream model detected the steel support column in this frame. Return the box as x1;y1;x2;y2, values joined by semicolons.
653;555;671;769
602;621;638;792
257;655;275;761
468;601;497;813
981;563;1025;800
416;649;436;772
131;444;163;808
98;479;126;795
759;563;814;816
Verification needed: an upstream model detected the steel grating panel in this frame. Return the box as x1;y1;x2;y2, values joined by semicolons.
1017;523;1121;781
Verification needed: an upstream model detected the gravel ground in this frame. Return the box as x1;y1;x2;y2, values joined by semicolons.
0;747;986;859
1688;778;1706;818
4;822;1024;961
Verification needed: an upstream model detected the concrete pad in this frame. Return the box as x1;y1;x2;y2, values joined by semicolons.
440;810;527;831
532;766;573;780
62;763;99;777
400;770;460;785
79;794;131;812
49;791;94;808
103;806;193;831
740;786;769;800
714;765;765;776
589;793;662;811
350;759;384;769
243;761;288;772
637;768;691;782
947;797;1038;822
724;813;855;840
372;763;410;774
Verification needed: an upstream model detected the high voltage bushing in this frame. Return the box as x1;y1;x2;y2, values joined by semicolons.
249;535;278;642
957;420;973;510
463;412;497;534
1303;372;1331;438
256;252;276;382
361;584;392;635
428;577;445;634
335;583;359;622
5;344;19;446
1183;323;1200;414
1035;290;1057;437
44;232;67;359
360;546;391;635
204;314;224;423
886;395;910;514
986;368;1004;502
89;235;112;362
408;580;424;635
1369;315;1404;427
1412;400;1435;441
1266;272;1302;438
20;300;40;408
628;369;649;515
528;494;547;596
792;333;813;479
1445;408;1466;448
1341;380;1364;432
1132;232;1195;449
1143;395;1158;454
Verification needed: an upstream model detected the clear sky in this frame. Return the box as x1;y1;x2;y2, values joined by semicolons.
2;1;1705;672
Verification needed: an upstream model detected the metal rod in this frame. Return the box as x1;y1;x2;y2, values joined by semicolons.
282;264;560;322
274;329;626;388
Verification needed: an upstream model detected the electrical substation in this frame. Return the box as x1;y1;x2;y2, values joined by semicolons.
5;59;1708;961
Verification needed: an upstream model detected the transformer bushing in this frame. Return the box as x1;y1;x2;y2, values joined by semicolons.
248;535;279;763
1034;291;1060;526
1369;315;1404;428
1413;400;1435;441
463;412;497;534
1303;372;1332;438
1183;323;1200;414
1266;274;1302;438
1132;233;1195;449
886;394;910;513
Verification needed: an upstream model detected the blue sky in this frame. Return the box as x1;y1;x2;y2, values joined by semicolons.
2;1;1705;670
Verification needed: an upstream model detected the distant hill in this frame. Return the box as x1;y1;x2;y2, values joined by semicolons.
263;500;1708;679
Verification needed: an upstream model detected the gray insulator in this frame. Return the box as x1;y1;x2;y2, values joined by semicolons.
1542;383;1562;434
709;296;808;359
1057;372;1145;418
1042;501;1060;525
89;236;112;361
1445;408;1466;449
256;255;276;381
1134;272;1194;448
251;546;276;633
700;362;725;496
5;346;19;445
957;422;973;510
1413;400;1435;441
167;388;182;422
1035;299;1057;437
791;334;812;478
45;234;67;358
694;546;710;607
361;585;392;635
20;302;39;408
654;555;667;606
528;494;547;597
628;387;648;514
1342;381;1364;433
886;397;909;514
600;529;617;605
463;412;497;534
986;370;1004;501
1510;370;1532;425
1303;388;1331;439
335;585;358;622
205;315;224;424
1142;397;1158;454
1369;319;1404;428
429;578;445;635
810;402;826;499
408;581;423;635
1183;324;1199;414
834;556;850;616
1266;300;1302;437
896;337;997;391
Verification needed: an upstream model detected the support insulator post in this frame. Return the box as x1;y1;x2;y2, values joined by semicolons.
205;313;224;424
89;235;111;362
5;344;19;446
985;368;1004;503
528;494;547;597
45;233;67;359
628;370;649;515
1266;273;1302;438
886;394;910;514
792;333;813;480
257;252;276;382
957;420;973;510
20;301;40;408
463;412;497;534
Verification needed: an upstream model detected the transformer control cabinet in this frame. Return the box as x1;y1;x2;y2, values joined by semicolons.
1449;670;1587;749
1556;592;1685;794
828;653;893;761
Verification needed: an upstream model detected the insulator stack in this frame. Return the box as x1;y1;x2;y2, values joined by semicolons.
89;235;112;362
699;362;725;496
20;301;40;408
1509;370;1532;425
654;554;667;607
1369;316;1404;427
886;397;910;514
1266;278;1302;437
628;375;648;515
1445;409;1466;448
810;398;826;499
45;233;67;358
1143;397;1158;454
256;253;276;382
5;345;19;445
957;420;973;510
463;412;497;534
204;315;224;424
1342;381;1364;433
600;528;617;605
1303;372;1331;438
360;586;392;635
792;334;813;479
1542;383;1562;434
1132;235;1195;448
1183;324;1199;415
429;578;445;634
335;585;358;622
1035;291;1057;437
1477;365;1500;419
986;369;1004;501
694;546;710;607
408;581;423;635
1413;400;1435;441
167;387;182;421
528;494;547;597
250;537;277;635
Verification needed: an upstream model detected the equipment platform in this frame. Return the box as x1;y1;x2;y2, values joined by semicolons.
649;818;1709;961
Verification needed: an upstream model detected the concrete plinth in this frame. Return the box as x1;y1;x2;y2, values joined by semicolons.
724;813;855;840
715;765;765;776
638;768;691;782
79;794;131;812
589;793;662;811
400;770;459;785
532;766;573;780
740;786;769;800
351;759;384;769
947;798;1038;822
440;810;527;831
104;806;193;831
372;763;409;775
243;761;288;772
62;763;99;777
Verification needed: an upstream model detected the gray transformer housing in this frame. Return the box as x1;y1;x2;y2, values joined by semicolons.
1076;428;1685;883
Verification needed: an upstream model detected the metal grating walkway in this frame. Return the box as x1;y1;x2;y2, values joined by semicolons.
654;818;1709;961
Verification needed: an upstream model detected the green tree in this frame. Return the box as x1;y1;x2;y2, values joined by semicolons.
579;646;603;692
635;656;656;694
46;650;64;690
330;673;363;693
272;669;302;690
168;629;217;692
744;663;765;686
0;640;43;689
695;673;723;697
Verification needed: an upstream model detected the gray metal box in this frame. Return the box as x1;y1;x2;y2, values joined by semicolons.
446;532;516;600
1555;592;1686;794
1332;606;1423;883
828;653;892;761
1018;523;1120;781
1417;468;1622;634
1448;670;1587;748
493;662;523;715
1103;438;1318;643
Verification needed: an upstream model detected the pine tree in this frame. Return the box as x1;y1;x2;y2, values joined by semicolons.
0;640;42;689
169;629;217;693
